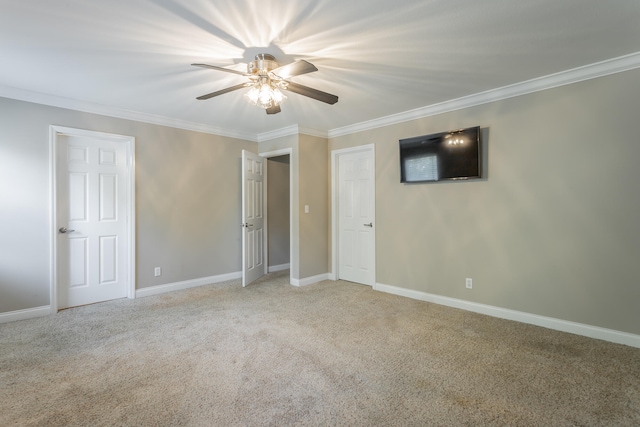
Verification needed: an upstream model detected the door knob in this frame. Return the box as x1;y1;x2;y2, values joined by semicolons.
364;223;373;227
58;227;75;234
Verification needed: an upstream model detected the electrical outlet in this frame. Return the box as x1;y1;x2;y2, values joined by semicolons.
465;278;473;289
154;267;161;277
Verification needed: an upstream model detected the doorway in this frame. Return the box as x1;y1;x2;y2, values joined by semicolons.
260;149;293;284
266;155;290;272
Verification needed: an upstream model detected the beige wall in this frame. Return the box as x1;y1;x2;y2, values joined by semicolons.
330;68;640;335
298;134;329;278
0;97;256;313
135;126;255;288
267;156;290;267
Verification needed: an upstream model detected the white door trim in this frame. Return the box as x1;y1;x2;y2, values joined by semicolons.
49;125;136;313
331;144;376;283
260;148;294;285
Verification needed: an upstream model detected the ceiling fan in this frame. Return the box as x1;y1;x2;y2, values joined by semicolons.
192;54;338;115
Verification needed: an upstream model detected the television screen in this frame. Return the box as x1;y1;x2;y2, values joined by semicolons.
399;126;481;183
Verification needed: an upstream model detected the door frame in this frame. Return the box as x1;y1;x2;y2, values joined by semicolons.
330;144;376;284
49;125;136;313
260;148;294;284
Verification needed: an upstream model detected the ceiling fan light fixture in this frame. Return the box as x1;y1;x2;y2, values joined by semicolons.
193;53;337;115
244;78;287;109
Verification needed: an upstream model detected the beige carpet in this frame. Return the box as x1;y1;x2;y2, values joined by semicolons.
1;270;639;426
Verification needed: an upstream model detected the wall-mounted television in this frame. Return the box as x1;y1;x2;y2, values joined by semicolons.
399;126;481;183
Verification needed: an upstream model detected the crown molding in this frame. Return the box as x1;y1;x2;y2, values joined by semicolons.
298;126;328;139
3;52;639;142
257;125;327;142
327;51;640;138
256;125;300;142
0;85;258;142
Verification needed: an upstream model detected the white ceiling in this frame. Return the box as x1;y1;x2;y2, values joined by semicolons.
1;0;640;140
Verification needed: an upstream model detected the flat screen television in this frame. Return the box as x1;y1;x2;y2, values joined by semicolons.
399;126;481;183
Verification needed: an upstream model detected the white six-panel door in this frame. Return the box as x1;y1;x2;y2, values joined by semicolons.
55;133;129;308
242;150;266;287
337;148;376;286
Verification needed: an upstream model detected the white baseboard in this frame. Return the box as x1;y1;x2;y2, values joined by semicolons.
291;273;330;287
136;271;242;298
268;263;290;273
0;306;51;324
374;282;640;349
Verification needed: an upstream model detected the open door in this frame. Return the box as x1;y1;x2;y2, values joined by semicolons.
242;150;266;286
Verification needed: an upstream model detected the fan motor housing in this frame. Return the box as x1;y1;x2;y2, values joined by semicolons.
248;53;278;75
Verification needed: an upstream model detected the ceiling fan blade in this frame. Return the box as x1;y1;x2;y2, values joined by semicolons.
196;83;248;100
192;63;250;76
266;105;281;115
283;81;339;105
271;60;317;79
